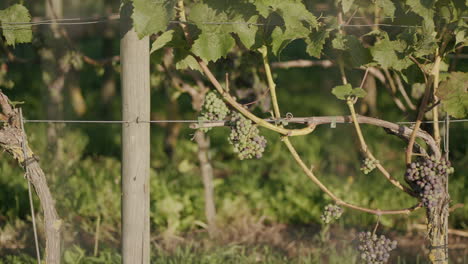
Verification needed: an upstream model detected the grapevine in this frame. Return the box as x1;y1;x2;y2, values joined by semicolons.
357;231;398;264
228;112;267;160
198;91;230;132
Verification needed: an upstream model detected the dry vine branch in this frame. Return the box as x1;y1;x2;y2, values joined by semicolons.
0;91;61;264
190;115;440;158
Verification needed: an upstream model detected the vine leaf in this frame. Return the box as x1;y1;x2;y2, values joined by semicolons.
230;13;259;49
454;20;467;47
204;0;260;49
333;34;372;67
436;72;468;118
188;1;259;62
332;84;367;100
370;36;413;70
405;0;435;32
341;0;355;13
376;0;396;19
176;54;202;72
132;0;176;38
350;88;367;98
253;0;317;55
306;30;330;58
332;84;353;100
0;4;32;46
189;3;235;62
151;30;174;54
332;33;347;50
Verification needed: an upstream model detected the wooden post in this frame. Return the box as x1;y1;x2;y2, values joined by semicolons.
120;4;150;263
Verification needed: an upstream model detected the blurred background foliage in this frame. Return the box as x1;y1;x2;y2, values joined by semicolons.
0;0;467;263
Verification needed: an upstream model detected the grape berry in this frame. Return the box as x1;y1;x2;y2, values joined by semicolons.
199;92;230;132
228;112;267;160
405;156;454;209
361;158;379;174
320;204;343;224
357;231;397;264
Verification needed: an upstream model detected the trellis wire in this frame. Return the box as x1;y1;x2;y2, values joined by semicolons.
19;109;41;264
1;15;467;29
443;113;450;259
0;118;466;125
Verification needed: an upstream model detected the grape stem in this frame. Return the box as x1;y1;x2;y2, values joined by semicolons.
372;215;381;235
432;53;441;148
405;57;435;164
283;137;422;215
259;46;281;119
338;59;415;195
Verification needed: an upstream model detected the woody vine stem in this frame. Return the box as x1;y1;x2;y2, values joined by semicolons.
176;0;423;216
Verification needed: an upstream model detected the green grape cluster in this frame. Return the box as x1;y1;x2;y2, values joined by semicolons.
405;156;454;209
360;158;379;174
357;232;397;264
320;204;343;224
228;112;267;160
199;92;230;132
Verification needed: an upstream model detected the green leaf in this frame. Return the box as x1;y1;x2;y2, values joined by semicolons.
436;72;468;118
332;84;353;100
376;0;396;18
150;30;174;54
306;30;330;58
189;3;236;62
231;14;259;49
370;37;413;70
0;4;32;46
341;0;355;13
175;54;202;72
253;0;317;55
332;84;367;100
406;0;435;32
350;88;367;98
332;33;347;50
454;20;468;47
455;28;467;47
132;0;176;38
205;0;259;49
332;34;372;67
344;36;372;67
192;32;235;62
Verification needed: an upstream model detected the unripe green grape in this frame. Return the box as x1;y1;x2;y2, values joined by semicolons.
361;158;379;174
198;92;230;132
228;112;267;160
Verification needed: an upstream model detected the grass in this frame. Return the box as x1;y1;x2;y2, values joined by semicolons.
0;117;467;263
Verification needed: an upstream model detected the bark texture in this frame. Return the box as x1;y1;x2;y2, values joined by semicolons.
0;92;61;264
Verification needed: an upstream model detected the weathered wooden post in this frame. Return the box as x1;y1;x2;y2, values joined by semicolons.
120;3;150;263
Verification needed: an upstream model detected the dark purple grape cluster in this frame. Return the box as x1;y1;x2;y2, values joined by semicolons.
405;156;454;209
361;158;379;174
199;92;230;132
357;232;397;264
320;204;343;224
228;112;267;160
